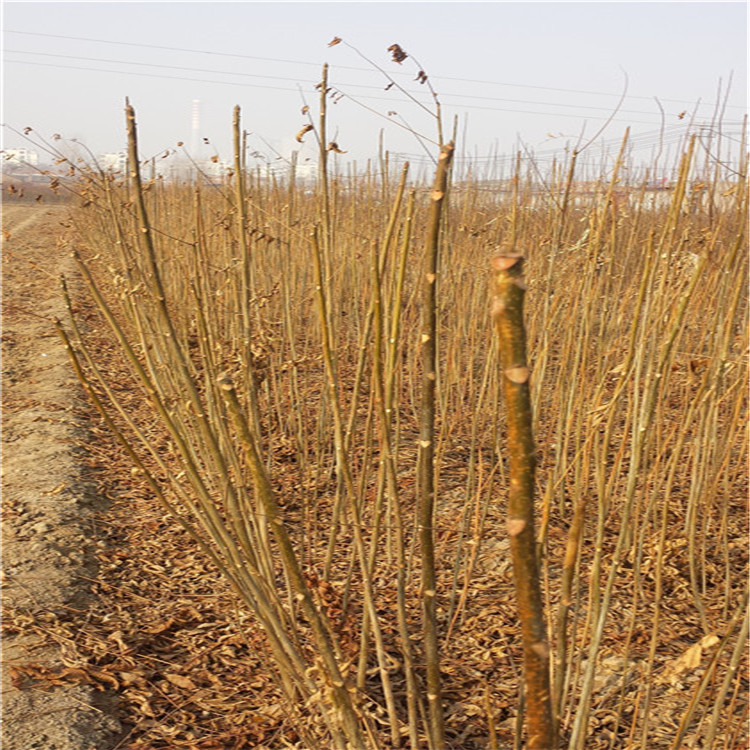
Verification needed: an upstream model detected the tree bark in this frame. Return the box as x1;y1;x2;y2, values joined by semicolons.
491;252;557;749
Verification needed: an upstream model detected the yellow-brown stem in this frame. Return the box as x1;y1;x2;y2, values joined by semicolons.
492;252;557;749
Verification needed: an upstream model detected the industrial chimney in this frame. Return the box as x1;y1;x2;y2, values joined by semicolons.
190;99;200;156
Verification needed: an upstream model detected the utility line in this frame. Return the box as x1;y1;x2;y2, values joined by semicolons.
4;58;302;93
6;28;746;110
5;49;322;89
5;48;686;118
394;127;740;164
408;120;744;157
6;58;680;126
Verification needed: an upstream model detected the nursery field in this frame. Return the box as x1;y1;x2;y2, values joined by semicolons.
2;110;748;750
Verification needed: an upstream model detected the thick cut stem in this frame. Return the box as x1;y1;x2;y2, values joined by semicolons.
491;252;557;749
418;141;454;750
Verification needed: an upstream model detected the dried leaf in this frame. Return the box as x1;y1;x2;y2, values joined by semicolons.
118;671;144;686
663;633;719;684
108;630;131;653
295;124;314;143
388;44;408;64
42;483;66;495
145;617;178;634
89;668;120;690
165;673;198;690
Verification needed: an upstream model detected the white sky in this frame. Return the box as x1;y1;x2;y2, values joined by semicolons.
2;1;747;177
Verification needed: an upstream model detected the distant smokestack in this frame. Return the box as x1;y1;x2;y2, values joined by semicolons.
190;99;200;154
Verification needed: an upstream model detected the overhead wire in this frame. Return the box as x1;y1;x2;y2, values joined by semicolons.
394;121;745;164
6;57;722;129
5;48;693;119
6;28;746;110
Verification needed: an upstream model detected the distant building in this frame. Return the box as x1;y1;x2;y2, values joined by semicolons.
201;158;231;180
99;152;128;172
295;163;318;180
2;148;39;169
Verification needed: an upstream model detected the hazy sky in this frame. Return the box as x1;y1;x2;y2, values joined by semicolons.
2;1;747;175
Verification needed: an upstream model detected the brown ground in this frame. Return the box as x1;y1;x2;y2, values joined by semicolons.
2;203;122;749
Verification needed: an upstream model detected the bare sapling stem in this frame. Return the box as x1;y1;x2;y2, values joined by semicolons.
669;588;748;750
311;228;402;746
491;252;557;749
125;99;167;307
233;104;252;316
570;243;708;750
418;140;454;750
531;146;577;418
218;373;366;750
370;240;422;748
318;63;336;332
553;493;587;719
703;589;750;747
55;319;318;718
232;106;263;438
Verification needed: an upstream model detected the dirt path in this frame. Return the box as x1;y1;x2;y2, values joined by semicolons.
2;204;121;749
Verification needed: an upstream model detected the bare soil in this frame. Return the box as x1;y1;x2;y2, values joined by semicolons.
2;204;121;749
